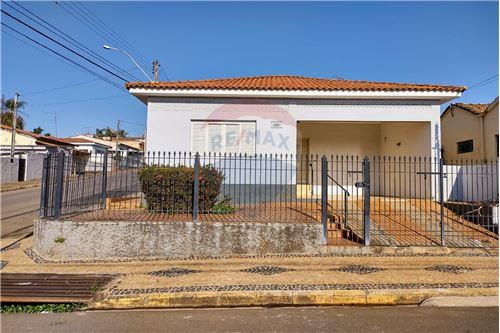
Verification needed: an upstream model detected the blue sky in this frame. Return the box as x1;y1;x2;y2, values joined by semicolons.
2;1;498;137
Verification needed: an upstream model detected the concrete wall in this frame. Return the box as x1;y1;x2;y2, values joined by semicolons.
443;164;498;202
33;219;324;260
24;153;44;181
1;157;19;183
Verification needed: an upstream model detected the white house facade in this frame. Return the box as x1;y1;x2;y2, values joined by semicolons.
127;75;464;160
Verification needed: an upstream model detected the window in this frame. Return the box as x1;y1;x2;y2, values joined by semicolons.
496;135;499;157
191;121;256;154
457;139;474;154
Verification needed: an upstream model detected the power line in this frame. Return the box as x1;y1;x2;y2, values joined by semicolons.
1;9;130;82
7;1;140;82
1;22;125;92
58;1;151;74
22;66;138;96
30;93;129;107
467;74;498;91
1;28;131;94
74;1;151;70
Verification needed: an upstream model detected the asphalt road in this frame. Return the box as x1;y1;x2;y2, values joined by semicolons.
1;306;498;333
0;187;40;238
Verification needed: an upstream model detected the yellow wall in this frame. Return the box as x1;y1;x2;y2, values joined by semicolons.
484;104;499;160
441;104;499;161
0;129;37;146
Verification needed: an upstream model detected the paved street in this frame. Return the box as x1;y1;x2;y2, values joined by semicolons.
1;306;498;333
0;187;40;238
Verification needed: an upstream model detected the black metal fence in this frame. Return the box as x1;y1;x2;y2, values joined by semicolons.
39;151;499;248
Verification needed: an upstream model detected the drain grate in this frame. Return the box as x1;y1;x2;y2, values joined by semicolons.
0;273;118;303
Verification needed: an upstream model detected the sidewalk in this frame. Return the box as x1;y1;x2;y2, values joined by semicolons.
1;179;41;192
1;237;498;309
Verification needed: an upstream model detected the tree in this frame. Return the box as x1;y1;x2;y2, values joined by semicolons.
1;95;27;129
32;126;44;134
95;126;127;139
44;132;51;137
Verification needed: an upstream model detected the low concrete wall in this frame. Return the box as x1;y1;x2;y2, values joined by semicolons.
33;219;324;260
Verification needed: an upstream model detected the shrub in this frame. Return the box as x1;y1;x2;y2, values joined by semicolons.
211;195;236;214
139;164;225;213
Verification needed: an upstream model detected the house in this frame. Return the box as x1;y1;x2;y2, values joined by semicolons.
126;75;464;158
0;124;74;183
126;75;466;198
71;135;143;161
441;97;499;161
60;137;110;173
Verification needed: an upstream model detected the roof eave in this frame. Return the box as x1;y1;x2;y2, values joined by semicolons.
128;88;462;103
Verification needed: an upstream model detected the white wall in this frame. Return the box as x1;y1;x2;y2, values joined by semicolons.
147;97;441;157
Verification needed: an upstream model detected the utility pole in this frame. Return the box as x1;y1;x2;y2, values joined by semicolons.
10;93;19;159
152;60;159;82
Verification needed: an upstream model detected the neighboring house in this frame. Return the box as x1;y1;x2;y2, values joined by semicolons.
71;135;143;168
60;137;110;172
441;97;499;161
0;124;74;183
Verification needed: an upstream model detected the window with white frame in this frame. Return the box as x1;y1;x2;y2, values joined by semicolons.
190;120;256;154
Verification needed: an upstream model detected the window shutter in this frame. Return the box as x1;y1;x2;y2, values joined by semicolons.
191;122;207;153
240;122;256;155
225;123;239;154
207;123;223;153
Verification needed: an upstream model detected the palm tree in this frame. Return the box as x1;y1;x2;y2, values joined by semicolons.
1;95;27;129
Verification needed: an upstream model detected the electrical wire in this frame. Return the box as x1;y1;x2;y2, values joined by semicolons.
7;1;140;82
1;22;126;92
74;1;151;71
1;9;130;83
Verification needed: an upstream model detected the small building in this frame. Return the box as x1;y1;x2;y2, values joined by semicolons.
441;97;499;161
0;124;74;183
60;137;111;173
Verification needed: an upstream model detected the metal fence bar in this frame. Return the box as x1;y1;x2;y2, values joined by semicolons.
362;156;371;246
192;153;200;222
53;151;65;220
101;152;108;209
39;153;50;218
321;155;328;243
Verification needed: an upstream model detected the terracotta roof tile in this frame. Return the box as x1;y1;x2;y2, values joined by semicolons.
60;137;97;144
453;103;489;115
0;124;40;138
125;75;466;93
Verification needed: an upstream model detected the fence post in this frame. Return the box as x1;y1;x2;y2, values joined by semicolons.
101;152;108;209
362;156;371;246
53;151;65;220
39;153;50;218
321;155;328;244
439;157;445;246
193;153;200;222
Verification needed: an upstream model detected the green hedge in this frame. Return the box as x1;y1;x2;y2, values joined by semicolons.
139;165;224;213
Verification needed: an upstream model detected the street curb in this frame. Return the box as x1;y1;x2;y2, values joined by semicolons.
1;183;41;193
89;287;498;310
